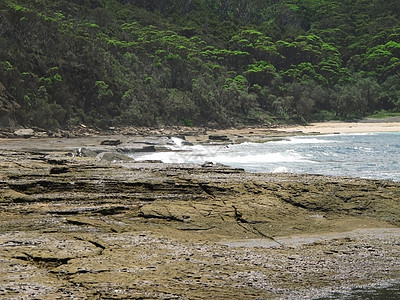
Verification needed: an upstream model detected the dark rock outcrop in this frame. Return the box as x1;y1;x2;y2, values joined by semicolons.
100;139;122;146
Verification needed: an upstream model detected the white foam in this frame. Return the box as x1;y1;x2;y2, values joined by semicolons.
274;137;335;145
136;148;316;167
272;166;289;173
133;133;400;181
135;152;180;163
209;151;314;164
170;137;184;147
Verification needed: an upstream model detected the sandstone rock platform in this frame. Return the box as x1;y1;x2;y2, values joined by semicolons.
0;135;399;299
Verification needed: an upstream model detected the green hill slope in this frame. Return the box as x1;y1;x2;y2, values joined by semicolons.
0;0;399;129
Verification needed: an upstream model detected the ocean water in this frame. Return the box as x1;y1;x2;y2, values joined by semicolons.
135;132;400;181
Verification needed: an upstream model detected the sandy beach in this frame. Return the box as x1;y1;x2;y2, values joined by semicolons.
279;118;400;134
206;117;400;141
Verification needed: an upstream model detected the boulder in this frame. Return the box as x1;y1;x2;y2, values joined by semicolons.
96;152;134;162
14;128;35;138
208;134;230;141
76;148;98;158
100;139;122;146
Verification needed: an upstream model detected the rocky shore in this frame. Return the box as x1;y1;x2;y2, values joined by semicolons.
1;132;400;299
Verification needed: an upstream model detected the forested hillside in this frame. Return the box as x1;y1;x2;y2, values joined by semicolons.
0;0;399;129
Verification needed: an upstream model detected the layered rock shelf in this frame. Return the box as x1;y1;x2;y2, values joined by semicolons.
0;135;399;299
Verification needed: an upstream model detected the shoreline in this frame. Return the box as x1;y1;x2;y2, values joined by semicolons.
1;117;400;141
211;118;400;138
0;133;399;299
277;119;400;134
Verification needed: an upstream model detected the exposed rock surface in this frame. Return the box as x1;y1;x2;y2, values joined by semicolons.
0;136;399;299
100;139;123;146
95;152;134;162
13;128;35;138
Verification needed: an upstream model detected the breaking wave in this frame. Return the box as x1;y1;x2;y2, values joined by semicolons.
134;132;400;181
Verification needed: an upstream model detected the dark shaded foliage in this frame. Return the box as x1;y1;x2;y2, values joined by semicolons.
0;0;399;129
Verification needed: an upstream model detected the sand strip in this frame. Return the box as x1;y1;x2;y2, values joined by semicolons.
278;120;400;134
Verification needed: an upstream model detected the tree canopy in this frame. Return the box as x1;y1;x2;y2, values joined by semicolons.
0;0;399;128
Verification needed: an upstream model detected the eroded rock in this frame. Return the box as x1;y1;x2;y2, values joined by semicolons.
0;139;399;299
100;139;122;146
14;128;34;138
96;152;134;161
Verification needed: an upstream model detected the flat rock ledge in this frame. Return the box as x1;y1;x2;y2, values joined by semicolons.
0;137;399;299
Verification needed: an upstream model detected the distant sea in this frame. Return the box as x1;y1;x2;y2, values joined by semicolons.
135;132;400;182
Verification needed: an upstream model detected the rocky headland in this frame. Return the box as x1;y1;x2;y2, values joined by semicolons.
1;130;399;299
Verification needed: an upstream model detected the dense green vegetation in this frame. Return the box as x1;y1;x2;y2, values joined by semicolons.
0;0;399;128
